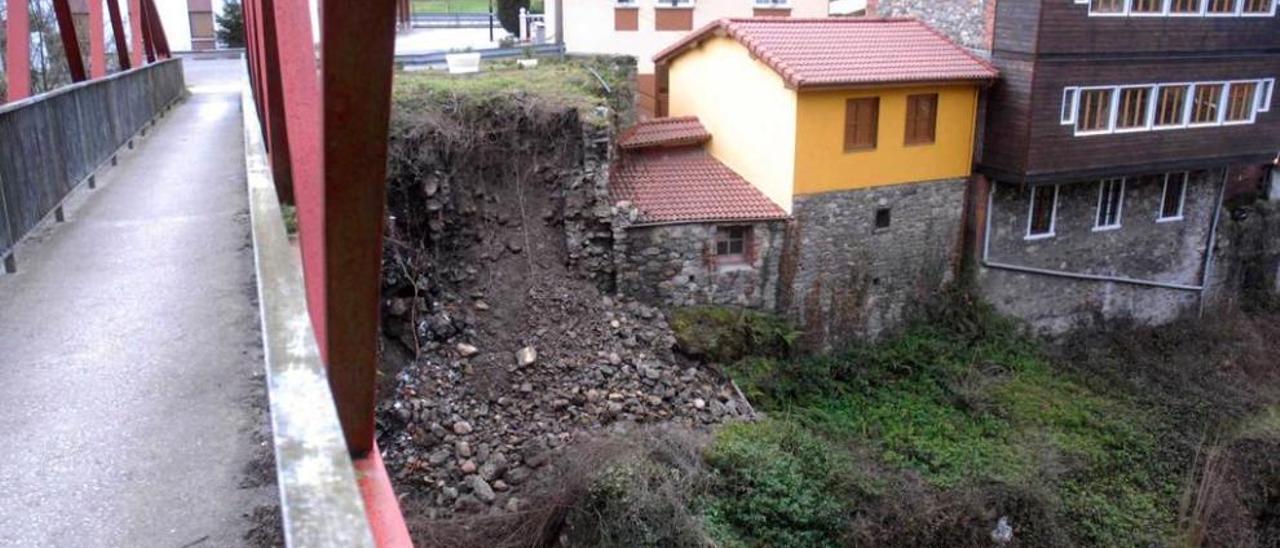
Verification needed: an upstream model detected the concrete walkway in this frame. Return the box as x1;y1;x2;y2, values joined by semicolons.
0;59;274;547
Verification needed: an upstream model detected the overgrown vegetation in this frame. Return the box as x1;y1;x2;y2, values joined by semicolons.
669;306;799;365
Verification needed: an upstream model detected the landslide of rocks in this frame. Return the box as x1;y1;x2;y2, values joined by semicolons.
374;64;750;520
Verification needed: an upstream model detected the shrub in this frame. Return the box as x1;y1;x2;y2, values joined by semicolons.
670;306;799;364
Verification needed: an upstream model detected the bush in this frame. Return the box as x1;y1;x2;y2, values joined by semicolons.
670;306;799;365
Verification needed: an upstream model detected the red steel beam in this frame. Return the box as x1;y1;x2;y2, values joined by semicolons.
53;0;89;82
307;0;400;456
106;0;132;70
4;0;31;101
254;0;295;203
128;0;144;66
89;0;107;78
142;0;170;58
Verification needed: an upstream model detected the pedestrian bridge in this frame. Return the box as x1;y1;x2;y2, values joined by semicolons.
0;42;410;548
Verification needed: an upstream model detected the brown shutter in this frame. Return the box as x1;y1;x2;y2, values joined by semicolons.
905;94;937;145
844;97;879;151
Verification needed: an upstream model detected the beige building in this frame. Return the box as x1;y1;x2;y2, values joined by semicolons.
546;0;830;115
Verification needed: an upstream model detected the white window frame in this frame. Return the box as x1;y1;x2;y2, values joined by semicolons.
1187;81;1229;127
1259;78;1276;112
655;0;694;7
1076;0;1279;16
1114;85;1156;132
1152;82;1193;129
1062;87;1079;125
1075;86;1119;135
754;0;791;5
1025;185;1060;240
1094;177;1126;231
1158;172;1189;222
1223;80;1262;125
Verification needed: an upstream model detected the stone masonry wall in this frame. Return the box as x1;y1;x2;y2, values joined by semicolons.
870;0;990;52
978;170;1223;332
781;179;967;350
614;219;786;309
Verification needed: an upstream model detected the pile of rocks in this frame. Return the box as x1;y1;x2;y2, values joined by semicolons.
377;285;749;517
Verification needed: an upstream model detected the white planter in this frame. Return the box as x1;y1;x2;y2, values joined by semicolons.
517;59;539;69
446;52;482;74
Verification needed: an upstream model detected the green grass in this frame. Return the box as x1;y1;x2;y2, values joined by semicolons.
412;0;543;13
711;306;1189;547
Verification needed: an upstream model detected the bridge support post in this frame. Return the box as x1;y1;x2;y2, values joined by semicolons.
89;0;108;78
4;0;31;101
53;0;89;82
129;0;145;66
107;0;132;70
3;254;14;274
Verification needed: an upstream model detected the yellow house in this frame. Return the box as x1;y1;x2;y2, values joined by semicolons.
653;17;998;213
642;17;999;347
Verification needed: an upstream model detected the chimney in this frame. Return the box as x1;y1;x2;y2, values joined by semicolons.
983;0;998;52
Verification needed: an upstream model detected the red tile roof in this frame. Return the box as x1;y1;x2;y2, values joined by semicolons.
654;18;998;89
617;116;713;150
610;145;788;225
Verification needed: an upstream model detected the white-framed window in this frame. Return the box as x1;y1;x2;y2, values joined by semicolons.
754;0;790;5
1026;185;1059;240
1076;0;1279;17
1065;78;1274;136
655;0;694;6
1062;87;1079;124
1094;177;1126;230
1159;172;1189;221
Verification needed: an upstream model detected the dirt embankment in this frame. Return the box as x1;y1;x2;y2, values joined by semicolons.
374;76;749;525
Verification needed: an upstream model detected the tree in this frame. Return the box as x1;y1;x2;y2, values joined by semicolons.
496;0;529;36
216;0;244;48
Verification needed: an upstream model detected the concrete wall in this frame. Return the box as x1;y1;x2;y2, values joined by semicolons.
978;170;1223;332
795;84;981;195
667;36;798;212
780;178;967;349
0;59;185;262
546;0;829;74
615;220;786;309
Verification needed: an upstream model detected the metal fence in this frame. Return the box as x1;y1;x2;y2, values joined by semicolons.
411;11;495;27
395;42;565;68
0;59;185;266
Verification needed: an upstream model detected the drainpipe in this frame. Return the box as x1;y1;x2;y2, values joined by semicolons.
1197;169;1229;317
981;182;1206;292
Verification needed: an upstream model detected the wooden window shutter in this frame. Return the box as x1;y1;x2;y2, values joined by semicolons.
844;97;879;151
905;93;937;145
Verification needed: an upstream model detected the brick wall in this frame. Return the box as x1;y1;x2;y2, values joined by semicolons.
780;179;967;349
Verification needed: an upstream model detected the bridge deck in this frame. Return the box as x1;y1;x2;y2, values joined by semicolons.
0;59;274;547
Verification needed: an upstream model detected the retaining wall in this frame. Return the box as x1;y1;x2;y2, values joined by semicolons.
0;59;185;262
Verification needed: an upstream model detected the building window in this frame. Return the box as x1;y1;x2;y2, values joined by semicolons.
875;208;892;229
1061;88;1079;125
1076;88;1114;133
1243;0;1275;13
904;93;938;145
1206;0;1237;13
1169;0;1203;13
1159;172;1189;221
1130;0;1165;13
1090;0;1126;13
754;0;790;4
1154;84;1189;127
1081;0;1279;16
1026;185;1059;239
1225;81;1258;123
844;97;879;151
1260;79;1276;112
1095;178;1125;230
715;226;750;262
1190;84;1225;125
1116;87;1152;130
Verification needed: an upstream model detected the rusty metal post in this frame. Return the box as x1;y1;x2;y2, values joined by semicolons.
53;0;89;82
254;0;296;204
142;0;170;58
4;0;31;101
129;0;147;65
106;0;132;70
89;0;107;78
313;0;400;456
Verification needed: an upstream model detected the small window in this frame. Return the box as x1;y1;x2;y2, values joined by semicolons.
844;97;879;151
1243;0;1274;13
1154;84;1189;127
904;94;938;145
1027;185;1059;239
1062;87;1079;125
1160;172;1188;221
715;226;749;261
1076;88;1114;133
1091;0;1126;13
1259;79;1275;113
1116;87;1152;130
1095;178;1125;230
875;208;891;229
1169;0;1203;13
1206;0;1237;13
1130;0;1165;13
1190;84;1224;125
1224;82;1258;123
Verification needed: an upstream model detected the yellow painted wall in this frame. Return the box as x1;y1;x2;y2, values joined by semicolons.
794;85;980;195
667;36;798;213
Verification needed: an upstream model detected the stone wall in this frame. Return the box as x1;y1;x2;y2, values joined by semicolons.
614;218;786;309
780;179;967;349
978;170;1223;332
870;0;989;52
1207;196;1280;310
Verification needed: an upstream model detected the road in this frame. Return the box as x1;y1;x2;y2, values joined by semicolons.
0;58;276;547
